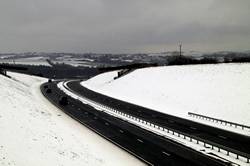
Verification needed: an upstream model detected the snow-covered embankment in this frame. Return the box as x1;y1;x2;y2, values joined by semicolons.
0;72;143;166
82;63;250;135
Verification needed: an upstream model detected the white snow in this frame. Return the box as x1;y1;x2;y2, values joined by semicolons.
0;72;144;166
81;63;250;135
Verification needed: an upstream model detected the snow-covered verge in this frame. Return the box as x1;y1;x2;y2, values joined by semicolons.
0;72;144;166
81;63;250;135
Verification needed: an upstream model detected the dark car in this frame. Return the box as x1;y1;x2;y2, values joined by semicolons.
59;96;68;106
46;88;52;93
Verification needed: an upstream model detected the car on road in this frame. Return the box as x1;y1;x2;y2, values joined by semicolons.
59;96;68;106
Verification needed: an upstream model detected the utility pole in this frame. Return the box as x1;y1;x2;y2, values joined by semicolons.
179;43;182;57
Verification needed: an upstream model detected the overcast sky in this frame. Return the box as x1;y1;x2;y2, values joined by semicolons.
0;0;250;53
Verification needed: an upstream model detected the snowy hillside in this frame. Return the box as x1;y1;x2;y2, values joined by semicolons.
0;72;143;166
82;63;250;134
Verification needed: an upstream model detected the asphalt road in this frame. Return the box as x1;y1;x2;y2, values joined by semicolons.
66;80;250;161
41;81;230;166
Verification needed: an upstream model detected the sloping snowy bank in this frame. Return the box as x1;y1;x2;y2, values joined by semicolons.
0;72;143;166
82;63;250;133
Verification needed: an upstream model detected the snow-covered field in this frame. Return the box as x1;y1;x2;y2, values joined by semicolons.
82;63;250;134
0;59;51;66
0;72;144;166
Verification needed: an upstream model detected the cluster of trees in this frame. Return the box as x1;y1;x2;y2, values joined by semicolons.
224;56;250;63
167;53;250;66
0;63;99;79
167;56;218;66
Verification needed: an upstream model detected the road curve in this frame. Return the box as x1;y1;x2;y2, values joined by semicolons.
41;81;230;166
66;80;250;162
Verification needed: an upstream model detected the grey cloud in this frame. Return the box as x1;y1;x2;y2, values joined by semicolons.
0;0;249;53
